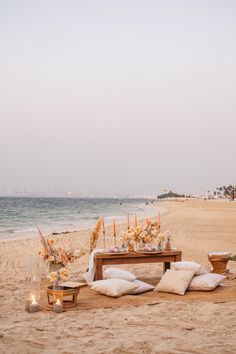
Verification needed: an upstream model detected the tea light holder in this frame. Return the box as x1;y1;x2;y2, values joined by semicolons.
29;294;40;313
25;255;41;313
53;298;63;313
52;282;63;313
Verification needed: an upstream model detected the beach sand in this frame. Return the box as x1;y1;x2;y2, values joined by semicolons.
1;199;236;353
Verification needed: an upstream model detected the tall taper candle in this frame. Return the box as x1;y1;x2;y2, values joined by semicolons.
102;217;106;249
113;219;117;246
158;212;161;228
134;214;138;227
127;213;130;231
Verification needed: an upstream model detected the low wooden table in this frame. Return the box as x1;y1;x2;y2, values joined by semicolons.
94;250;182;280
47;286;81;308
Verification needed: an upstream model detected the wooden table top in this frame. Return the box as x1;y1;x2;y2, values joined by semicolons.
95;250;182;259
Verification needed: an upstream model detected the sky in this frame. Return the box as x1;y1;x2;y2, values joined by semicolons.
0;0;236;197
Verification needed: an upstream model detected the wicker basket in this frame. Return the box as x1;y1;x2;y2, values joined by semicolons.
208;254;229;274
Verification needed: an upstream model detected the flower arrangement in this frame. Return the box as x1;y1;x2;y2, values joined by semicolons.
142;219;160;244
119;226;144;247
119;219;170;251
47;267;70;285
38;227;82;266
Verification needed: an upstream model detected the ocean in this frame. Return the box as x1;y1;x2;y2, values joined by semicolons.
0;197;158;240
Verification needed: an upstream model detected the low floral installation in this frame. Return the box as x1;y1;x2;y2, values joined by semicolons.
38;227;82;267
47;267;70;285
119;219;170;251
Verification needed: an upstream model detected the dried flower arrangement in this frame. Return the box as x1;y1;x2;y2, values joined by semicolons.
47;267;70;284
38;227;82;266
119;219;170;251
119;226;144;247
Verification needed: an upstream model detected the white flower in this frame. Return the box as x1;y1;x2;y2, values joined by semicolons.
47;271;59;283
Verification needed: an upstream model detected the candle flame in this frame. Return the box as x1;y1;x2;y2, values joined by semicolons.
56;298;61;305
31;294;37;305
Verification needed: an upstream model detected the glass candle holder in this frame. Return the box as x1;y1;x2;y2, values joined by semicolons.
25;255;41;312
52;281;63;313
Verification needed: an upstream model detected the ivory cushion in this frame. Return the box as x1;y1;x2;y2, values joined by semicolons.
130;280;154;294
154;269;195;295
188;273;226;291
104;267;136;281
90;279;138;297
171;261;206;275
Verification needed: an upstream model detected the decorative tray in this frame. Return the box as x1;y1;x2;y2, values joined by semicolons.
102;251;128;256
139;250;162;254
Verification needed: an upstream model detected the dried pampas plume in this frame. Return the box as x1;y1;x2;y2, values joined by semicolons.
37;226;52;256
90;218;103;253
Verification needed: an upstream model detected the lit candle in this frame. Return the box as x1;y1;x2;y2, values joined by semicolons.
29;295;40;313
53;298;63;313
127;213;130;231
134;214;138;227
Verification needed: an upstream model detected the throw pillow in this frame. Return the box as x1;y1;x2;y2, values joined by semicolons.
154;269;195;295
172;261;206;275
104;267;136;281
90;279;138;297
188;273;226;291
130;280;154;294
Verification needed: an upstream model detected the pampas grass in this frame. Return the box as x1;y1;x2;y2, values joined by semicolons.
90;218;103;252
37;226;52;256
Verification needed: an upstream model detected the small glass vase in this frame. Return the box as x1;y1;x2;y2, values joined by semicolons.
49;263;64;273
158;240;165;251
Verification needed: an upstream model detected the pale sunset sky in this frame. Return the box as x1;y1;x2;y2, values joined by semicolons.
0;0;235;196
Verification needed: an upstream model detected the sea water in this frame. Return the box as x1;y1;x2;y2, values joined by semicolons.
0;197;158;240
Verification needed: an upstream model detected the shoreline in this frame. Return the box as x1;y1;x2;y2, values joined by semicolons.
0;204;167;243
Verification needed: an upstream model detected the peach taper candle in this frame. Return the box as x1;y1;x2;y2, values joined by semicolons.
134;214;138;227
102;217;106;249
127;213;130;231
157;212;161;230
113;219;117;246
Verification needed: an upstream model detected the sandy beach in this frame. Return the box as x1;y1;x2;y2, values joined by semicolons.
1;199;236;353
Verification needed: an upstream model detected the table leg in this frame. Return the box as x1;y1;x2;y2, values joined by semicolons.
73;293;78;305
163;262;170;273
95;259;103;280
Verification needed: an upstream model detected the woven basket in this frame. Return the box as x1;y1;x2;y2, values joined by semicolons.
208;255;229;274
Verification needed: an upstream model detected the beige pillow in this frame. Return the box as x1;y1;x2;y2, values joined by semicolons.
172;261;206;275
104;268;136;281
188;273;226;291
130;280;154;294
90;279;138;297
154;269;195;295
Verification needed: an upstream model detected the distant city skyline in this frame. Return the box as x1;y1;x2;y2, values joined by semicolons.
1;1;235;196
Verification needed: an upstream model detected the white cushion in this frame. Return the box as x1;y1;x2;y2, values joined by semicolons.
188;273;226;291
154;269;195;295
172;261;206;275
130;280;154;294
90;279;138;297
104;267;136;281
